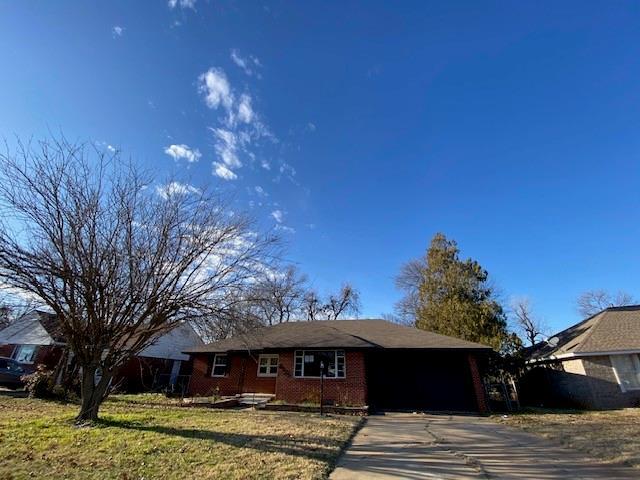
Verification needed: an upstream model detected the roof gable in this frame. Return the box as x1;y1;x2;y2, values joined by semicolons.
0;311;59;346
528;305;640;360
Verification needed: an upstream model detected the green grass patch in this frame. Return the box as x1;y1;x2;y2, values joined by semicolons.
0;396;360;479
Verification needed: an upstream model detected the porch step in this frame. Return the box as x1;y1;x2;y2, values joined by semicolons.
238;393;275;407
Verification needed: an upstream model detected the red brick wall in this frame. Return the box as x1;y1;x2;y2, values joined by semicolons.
467;353;489;414
189;353;277;397
0;344;63;372
275;351;367;406
0;344;15;358
188;350;367;406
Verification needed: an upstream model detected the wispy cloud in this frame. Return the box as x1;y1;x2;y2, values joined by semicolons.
168;0;196;9
271;210;284;223
213;162;238;180
230;49;262;77
254;186;268;197
164;144;201;163
211;128;241;168
198;66;276;181
156;181;200;199
307;122;316;132
275;224;296;234
237;94;254;124
199;68;234;113
112;26;124;38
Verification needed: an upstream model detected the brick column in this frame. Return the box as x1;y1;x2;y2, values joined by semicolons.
467;353;489;414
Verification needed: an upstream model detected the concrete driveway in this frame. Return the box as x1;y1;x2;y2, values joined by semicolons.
330;413;637;479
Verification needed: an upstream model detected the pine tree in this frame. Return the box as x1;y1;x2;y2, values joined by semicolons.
414;233;508;350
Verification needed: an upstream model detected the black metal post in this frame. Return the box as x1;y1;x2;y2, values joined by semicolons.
320;360;324;416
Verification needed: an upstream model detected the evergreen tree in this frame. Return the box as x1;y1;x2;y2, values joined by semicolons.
413;233;509;350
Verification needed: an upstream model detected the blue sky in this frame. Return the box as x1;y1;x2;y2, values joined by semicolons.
1;1;639;332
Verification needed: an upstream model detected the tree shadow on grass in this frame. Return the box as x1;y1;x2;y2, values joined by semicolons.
96;417;342;461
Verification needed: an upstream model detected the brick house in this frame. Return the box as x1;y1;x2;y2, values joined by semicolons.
185;319;491;412
523;306;640;409
0;310;203;392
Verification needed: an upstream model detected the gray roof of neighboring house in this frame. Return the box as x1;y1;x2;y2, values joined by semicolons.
528;305;640;361
0;311;203;362
0;310;63;346
184;319;492;354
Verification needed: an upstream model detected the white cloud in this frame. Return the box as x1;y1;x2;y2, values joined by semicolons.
164;144;201;163
107;144;116;153
254;186;268;197
213;162;238;180
271;210;284;223
156;181;200;199
198;68;234;112
230;49;262;77
212;128;241;169
275;225;295;234
168;0;196;9
237;94;254;124
307;122;316;132
198;66;278;180
112;26;124;37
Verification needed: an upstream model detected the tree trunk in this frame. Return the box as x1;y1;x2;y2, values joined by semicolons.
75;365;112;423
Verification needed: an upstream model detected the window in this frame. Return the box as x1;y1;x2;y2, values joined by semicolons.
211;354;228;377
294;350;345;378
13;345;37;364
258;354;279;377
611;354;640;392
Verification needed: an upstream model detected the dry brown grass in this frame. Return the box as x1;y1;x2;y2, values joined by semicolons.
0;396;361;480
496;408;640;468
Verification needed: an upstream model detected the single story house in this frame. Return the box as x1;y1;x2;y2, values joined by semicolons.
0;310;203;393
523;305;640;409
185;319;492;412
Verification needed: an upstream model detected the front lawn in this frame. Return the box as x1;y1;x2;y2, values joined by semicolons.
0;396;361;480
496;408;640;469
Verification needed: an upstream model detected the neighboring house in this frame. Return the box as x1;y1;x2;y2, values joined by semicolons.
0;310;203;393
185;319;491;412
523;305;640;409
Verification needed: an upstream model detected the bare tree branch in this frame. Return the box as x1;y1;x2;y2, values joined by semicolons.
576;289;636;318
0;136;277;421
510;297;547;346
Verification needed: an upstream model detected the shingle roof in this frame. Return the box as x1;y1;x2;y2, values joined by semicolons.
528;305;640;361
184;319;492;354
0;310;64;346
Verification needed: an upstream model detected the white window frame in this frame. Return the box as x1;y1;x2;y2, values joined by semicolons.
257;354;279;377
294;350;346;379
211;354;228;377
12;344;37;364
611;353;640;392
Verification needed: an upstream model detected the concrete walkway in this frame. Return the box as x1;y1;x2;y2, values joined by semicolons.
330;413;637;479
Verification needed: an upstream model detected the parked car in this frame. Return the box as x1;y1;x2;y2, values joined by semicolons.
0;356;26;389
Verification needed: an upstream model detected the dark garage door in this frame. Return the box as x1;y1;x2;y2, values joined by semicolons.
365;350;478;411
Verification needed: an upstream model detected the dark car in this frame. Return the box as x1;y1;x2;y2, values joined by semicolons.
0;357;26;389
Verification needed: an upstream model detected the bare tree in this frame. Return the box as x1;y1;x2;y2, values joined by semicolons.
326;283;361;320
302;290;324;321
394;258;425;323
511;297;547;346
576;289;636;318
250;265;307;325
0;137;275;422
0;286;39;329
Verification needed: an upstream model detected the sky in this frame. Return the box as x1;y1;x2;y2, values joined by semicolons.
1;1;639;333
